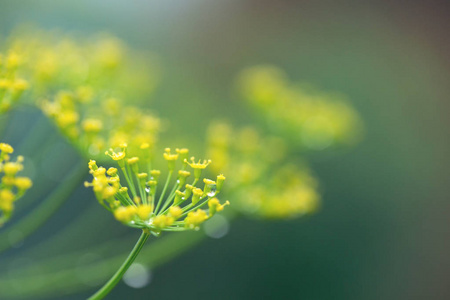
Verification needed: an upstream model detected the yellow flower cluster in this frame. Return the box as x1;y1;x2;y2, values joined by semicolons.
6;27;159;101
237;165;319;219
0;143;32;226
41;93;160;160
0;51;29;113
206;122;319;219
85;144;229;235
0;28;162;160
238;65;363;150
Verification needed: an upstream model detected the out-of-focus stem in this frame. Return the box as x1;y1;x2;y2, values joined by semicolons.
0;162;87;253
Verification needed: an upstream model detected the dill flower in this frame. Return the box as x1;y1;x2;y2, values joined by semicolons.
85;144;229;235
0;27;161;160
238;65;363;150
0;143;32;226
206;121;319;219
40;91;160;161
0;51;29;113
236;165;319;219
6;28;160;100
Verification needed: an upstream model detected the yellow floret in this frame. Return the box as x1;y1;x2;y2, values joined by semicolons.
185;157;211;178
6;52;21;69
163;148;179;170
12;79;29;91
0;143;13;154
152;215;174;228
101;186;118;199
88;160;98;171
184;209;208;228
56;111;79;128
15;177;32;190
168;206;182;219
114;206;137;222
127;157;139;165
137;204;152;220
216;174;226;192
2;176;15;186
105;147;126;161
2;162;23;176
208;198;230;216
0;189;15;203
82;118;103;133
0;200;13;213
0;79;11;89
185;157;211;169
93;167;106;178
176;148;189;161
191;188;203;205
106;167;118;176
163;148;179;161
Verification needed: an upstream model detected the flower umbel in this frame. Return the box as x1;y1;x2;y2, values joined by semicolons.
238;65;363;150
0;143;32;226
0;51;29;113
85;145;229;235
206;121;319;219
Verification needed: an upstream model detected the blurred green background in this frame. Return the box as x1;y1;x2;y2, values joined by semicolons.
1;0;449;299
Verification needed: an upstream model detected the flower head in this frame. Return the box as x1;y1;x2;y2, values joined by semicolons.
238;65;363;150
86;144;229;235
4;28;161;161
206;122;320;219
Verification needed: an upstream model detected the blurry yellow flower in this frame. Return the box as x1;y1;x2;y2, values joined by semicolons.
238;65;363;149
205;121;320;219
0;143;32;226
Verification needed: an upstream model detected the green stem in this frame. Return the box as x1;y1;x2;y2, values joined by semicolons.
135;172;147;204
0;162;87;254
121;166;137;199
181;197;210;217
125;163;138;198
88;230;150;300
0;211;238;299
14;112;50;154
159;182;179;213
0;112;11;137
154;170;172;214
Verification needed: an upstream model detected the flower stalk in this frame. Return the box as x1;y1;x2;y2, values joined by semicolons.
88;230;150;300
